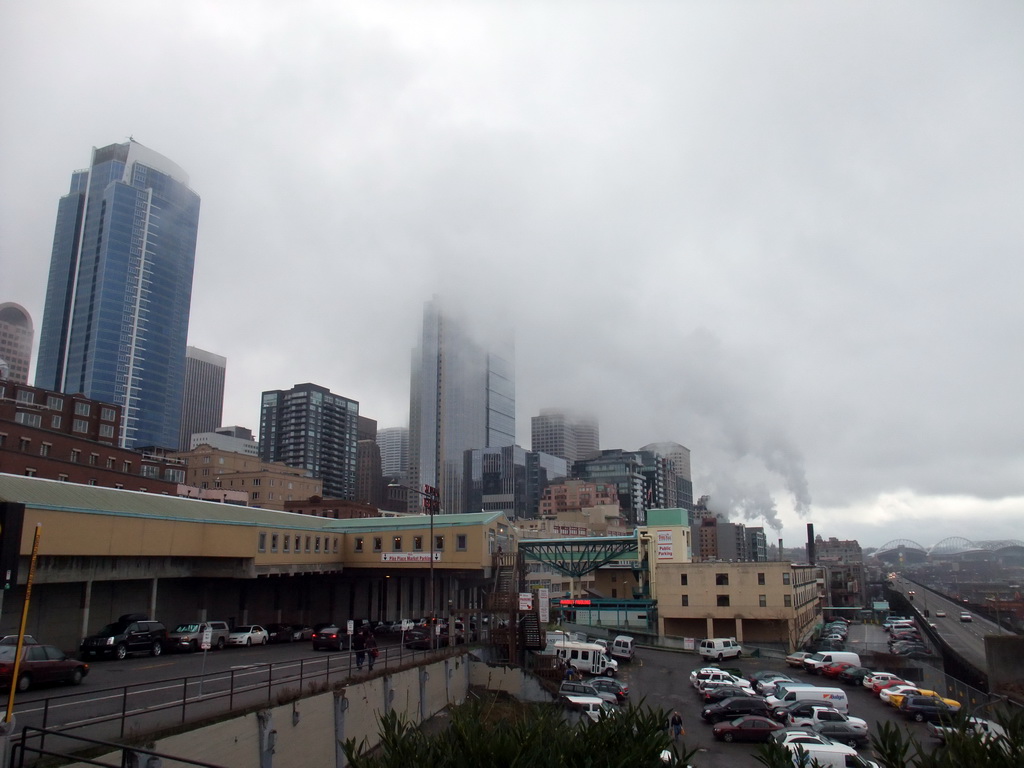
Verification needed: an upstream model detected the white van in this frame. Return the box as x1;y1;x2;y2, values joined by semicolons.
803;651;861;673
766;685;849;714
563;695;615;723
699;637;742;661
554;641;619;676
787;742;878;767
610;635;635;661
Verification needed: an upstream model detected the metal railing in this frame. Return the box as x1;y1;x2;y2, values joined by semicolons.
9;643;464;766
12;727;227;768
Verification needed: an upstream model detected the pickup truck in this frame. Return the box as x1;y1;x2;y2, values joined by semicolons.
927;717;1006;745
788;705;867;733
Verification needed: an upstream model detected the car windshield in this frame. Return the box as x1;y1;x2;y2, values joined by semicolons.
97;622;130;636
175;624;200;633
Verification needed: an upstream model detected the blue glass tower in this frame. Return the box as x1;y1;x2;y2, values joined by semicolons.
35;141;201;450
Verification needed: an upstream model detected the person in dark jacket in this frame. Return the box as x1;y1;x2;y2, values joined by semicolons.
365;630;379;671
352;628;367;670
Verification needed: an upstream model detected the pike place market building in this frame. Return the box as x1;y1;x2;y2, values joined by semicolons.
0;474;513;651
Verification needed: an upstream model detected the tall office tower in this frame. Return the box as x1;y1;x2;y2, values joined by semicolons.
640;441;694;509
530;408;600;464
0;303;34;384
355;439;383;506
464;445;568;518
35;141;201;450
259;383;359;499
376;426;409;480
574;448;664;526
408;299;515;515
178;346;226;449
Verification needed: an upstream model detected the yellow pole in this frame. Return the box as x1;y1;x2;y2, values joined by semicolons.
5;524;41;723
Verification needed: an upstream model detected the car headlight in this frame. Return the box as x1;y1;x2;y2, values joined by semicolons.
105;637;115;645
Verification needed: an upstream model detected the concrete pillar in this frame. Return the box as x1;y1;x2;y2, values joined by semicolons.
706;617;714;639
149;578;158;622
335;693;350;768
80;580;92;642
734;617;744;644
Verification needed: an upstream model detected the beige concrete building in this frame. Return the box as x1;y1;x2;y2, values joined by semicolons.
655;560;820;650
171;444;322;510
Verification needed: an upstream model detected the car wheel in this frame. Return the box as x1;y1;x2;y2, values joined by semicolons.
246;638;252;646
191;640;199;653
717;653;723;661
70;668;84;685
216;637;225;650
151;642;162;657
115;644;128;661
16;674;30;692
262;636;268;645
914;713;925;723
723;732;734;743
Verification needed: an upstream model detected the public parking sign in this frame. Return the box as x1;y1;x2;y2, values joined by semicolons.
201;627;212;651
347;619;354;635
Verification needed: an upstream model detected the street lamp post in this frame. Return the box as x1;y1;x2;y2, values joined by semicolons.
388;482;440;646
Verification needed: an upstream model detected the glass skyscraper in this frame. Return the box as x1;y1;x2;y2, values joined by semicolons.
35;141;201;450
408;299;515;515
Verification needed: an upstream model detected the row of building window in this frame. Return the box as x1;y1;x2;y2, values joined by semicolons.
351;534;467;553
11;392;116;420
680;593;793;608
681;571;792;587
258;531;340;555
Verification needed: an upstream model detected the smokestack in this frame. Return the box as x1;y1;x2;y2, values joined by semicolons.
778;539;783;561
806;523;815;565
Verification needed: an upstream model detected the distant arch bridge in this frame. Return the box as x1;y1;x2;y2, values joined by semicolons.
875;537;1024;561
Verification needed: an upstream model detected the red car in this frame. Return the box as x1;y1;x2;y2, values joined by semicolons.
821;662;854;679
0;644;89;691
873;678;909;696
712;715;785;743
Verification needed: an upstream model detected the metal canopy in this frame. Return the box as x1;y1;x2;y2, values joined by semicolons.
518;536;640;578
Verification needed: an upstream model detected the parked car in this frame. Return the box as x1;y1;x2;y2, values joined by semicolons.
702;696;772;723
785;651;811;668
898;695;957;723
769;727;840;748
588;676;629;704
810;720;871;748
226;625;269;646
927;716;1006;745
702;684;755;704
80;614;166;660
558;679;618;706
264;623;295;644
821;662;854;679
712;715;784;743
788;705;867;735
0;644;89;691
290;624;314;641
0;635;38;645
886;688;960;712
837;666;873;686
167;621;230;652
312;625;350;651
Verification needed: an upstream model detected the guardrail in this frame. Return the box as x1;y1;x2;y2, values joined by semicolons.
10;643;464;766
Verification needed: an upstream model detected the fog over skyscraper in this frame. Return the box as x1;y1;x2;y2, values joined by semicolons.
35;141;201;449
408;299;515;514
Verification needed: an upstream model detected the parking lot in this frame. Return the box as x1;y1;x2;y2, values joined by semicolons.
613;626;941;767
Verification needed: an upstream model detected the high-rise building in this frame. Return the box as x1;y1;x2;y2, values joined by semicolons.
640;441;694;509
355;439;383;506
574;448;665;526
408;299;515;514
35;141;201;450
376;426;409;480
464;445;567;518
259;383;359;500
178;346;226;449
531;408;600;464
0;303;34;385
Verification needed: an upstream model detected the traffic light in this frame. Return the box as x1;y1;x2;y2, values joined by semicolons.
422;485;439;514
0;504;25;591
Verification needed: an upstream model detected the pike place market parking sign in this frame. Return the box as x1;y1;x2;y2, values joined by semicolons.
381;552;441;562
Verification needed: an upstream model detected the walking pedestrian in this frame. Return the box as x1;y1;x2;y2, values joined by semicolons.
366;629;379;671
670;711;684;741
352;627;367;670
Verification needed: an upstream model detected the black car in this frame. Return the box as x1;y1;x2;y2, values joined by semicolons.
812;720;870;748
311;625;349;651
837;666;873;686
702;685;755;704
898;695;956;723
702;696;771;723
264;623;295;644
79;614;166;660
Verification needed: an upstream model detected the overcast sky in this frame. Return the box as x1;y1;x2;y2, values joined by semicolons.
2;2;1022;548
